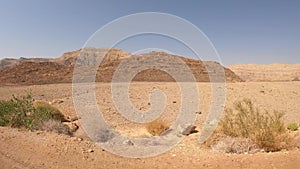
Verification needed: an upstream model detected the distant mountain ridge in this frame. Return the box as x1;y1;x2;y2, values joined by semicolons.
228;63;300;82
0;48;243;85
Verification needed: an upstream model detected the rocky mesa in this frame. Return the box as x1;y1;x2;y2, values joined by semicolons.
0;48;243;85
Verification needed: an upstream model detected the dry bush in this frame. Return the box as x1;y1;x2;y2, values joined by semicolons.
211;137;260;154
212;99;294;152
145;119;169;136
41;119;70;135
203;131;227;148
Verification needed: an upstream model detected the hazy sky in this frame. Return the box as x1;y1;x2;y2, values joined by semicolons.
0;0;299;65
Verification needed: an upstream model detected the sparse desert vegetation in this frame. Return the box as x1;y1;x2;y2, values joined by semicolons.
0;93;70;134
208;99;295;152
0;82;299;168
287;122;299;131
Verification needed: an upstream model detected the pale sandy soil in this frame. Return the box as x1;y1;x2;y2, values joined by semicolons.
0;82;299;168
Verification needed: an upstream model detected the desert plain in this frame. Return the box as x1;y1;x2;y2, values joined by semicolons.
0;81;299;169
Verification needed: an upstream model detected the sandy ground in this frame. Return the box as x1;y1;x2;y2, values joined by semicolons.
0;82;299;168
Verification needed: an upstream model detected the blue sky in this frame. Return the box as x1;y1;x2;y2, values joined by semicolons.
0;0;299;65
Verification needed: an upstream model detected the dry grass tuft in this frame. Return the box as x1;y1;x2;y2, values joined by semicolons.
211;137;260;154
41;119;70;135
145;119;169;136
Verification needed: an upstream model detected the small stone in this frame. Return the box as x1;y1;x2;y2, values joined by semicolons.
36;131;42;135
50;99;64;105
88;149;94;153
71;137;77;141
63;122;79;132
77;138;83;141
172;101;176;103
123;139;134;146
208;119;218;125
177;124;197;136
182;125;196;136
69;116;79;122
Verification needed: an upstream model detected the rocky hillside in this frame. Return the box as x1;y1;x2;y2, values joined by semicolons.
0;49;243;85
0;57;52;69
228;63;300;82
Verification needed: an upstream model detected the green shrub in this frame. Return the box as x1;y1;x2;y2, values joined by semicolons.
0;93;69;134
217;99;292;152
287;122;299;131
0;94;35;129
0;100;15;126
32;101;66;129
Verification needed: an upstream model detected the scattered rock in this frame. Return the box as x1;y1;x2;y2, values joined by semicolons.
36;131;43;135
88;149;94;153
63;122;79;132
172;101;176;103
123;139;134;146
182;125;196;135
71;137;77;141
67;116;79;122
50;99;64;105
72;137;83;141
177;124;197;136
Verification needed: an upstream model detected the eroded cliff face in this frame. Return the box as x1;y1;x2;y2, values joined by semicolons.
228;63;300;82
